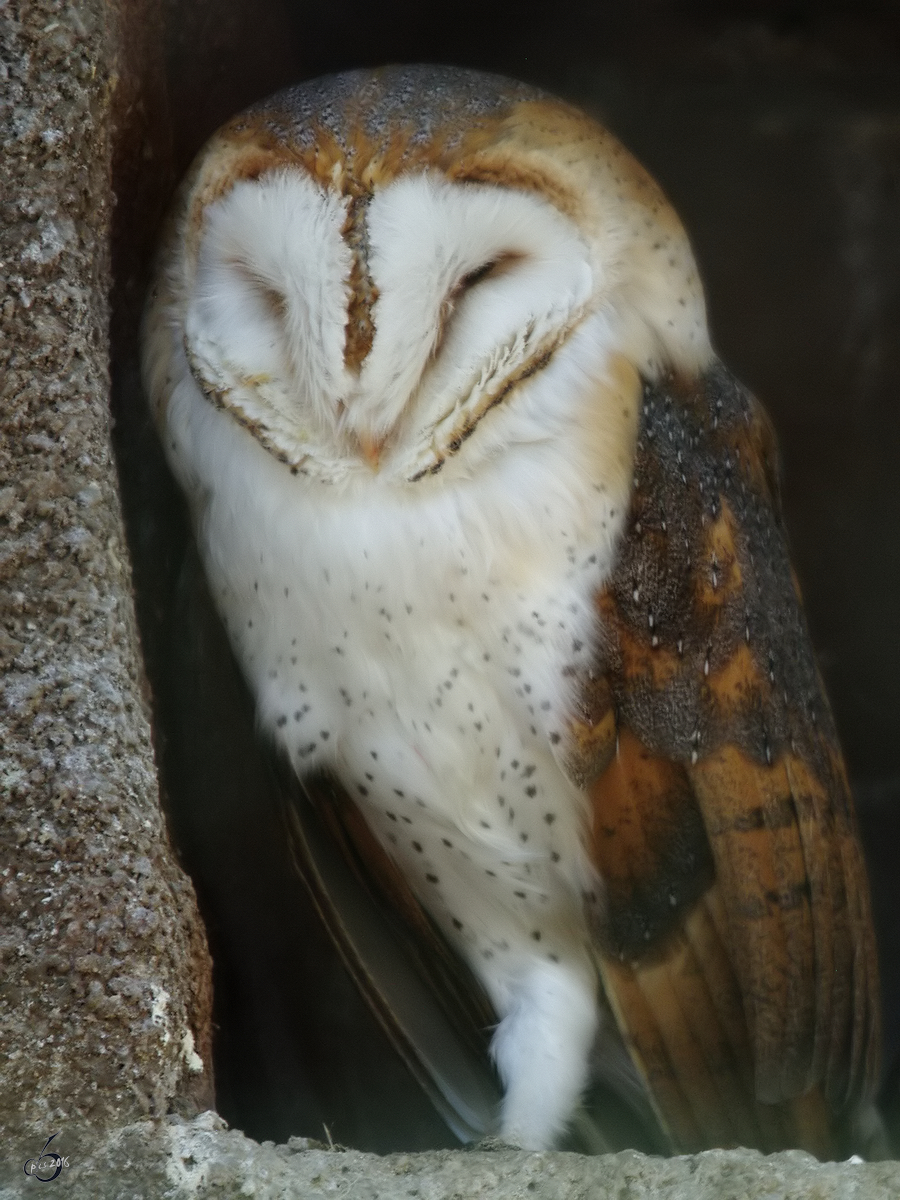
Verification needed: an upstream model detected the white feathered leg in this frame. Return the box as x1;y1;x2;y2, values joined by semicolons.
490;957;598;1150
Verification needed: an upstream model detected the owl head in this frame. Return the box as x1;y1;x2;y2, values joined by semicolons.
144;65;710;489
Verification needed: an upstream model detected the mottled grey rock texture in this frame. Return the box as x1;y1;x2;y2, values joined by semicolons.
0;0;213;1154
4;1112;899;1199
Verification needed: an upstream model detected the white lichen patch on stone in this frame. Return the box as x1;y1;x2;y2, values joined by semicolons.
181;1030;205;1074
149;985;172;1044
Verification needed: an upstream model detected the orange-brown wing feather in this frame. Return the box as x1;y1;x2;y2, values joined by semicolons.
575;363;880;1155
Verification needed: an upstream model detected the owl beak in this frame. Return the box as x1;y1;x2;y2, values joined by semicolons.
357;432;385;471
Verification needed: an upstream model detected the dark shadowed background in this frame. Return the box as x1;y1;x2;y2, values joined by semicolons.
109;0;900;1154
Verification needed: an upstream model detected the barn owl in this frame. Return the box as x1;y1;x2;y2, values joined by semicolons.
142;64;880;1155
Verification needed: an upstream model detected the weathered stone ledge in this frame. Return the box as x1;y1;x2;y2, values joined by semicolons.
4;1112;900;1199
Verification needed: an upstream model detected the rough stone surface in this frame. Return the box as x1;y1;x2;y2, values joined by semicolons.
3;1112;900;1198
0;0;212;1147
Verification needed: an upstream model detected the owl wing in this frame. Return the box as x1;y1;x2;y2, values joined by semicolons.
283;767;502;1144
569;362;881;1155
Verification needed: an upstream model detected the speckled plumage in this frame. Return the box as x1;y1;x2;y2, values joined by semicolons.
143;66;879;1155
